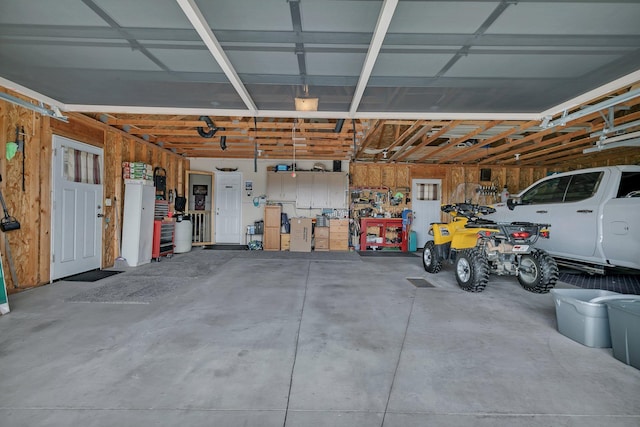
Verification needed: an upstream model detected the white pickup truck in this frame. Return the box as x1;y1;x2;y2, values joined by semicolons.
485;165;640;274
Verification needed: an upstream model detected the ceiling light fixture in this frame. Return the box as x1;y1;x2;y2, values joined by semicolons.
295;84;318;112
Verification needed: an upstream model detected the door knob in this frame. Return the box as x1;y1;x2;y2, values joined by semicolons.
97;213;105;218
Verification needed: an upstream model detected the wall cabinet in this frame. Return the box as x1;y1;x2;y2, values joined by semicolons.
267;171;347;209
266;173;296;201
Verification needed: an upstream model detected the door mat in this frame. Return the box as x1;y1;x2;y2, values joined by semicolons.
358;251;417;257
559;270;640;295
204;244;247;250
67;279;181;304
407;278;436;288
63;270;123;282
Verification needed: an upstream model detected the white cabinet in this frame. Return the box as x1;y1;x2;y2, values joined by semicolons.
267;172;297;201
295;172;347;209
268;171;347;209
121;180;156;266
327;173;347;208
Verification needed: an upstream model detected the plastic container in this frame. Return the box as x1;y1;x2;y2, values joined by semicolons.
409;230;417;252
606;299;640;369
174;218;193;253
550;289;623;347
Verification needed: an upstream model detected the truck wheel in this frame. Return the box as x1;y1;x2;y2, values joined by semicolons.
455;249;489;292
517;249;559;293
422;241;442;273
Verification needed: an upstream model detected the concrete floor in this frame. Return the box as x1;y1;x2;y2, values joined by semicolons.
1;248;639;427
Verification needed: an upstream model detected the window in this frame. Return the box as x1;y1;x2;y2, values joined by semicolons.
564;172;602;202
63;146;102;184
416;183;439;201
616;171;640;198
520;176;570;205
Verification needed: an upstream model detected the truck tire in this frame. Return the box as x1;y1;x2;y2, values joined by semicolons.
455;248;489;292
422;241;442;273
517;249;559;293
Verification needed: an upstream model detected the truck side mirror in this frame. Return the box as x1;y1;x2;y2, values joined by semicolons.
507;198;517;211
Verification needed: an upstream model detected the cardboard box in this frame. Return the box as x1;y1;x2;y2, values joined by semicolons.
290;218;312;252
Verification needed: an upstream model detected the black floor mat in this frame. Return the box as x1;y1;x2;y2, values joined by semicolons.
63;270;123;282
204;244;247;250
407;278;436;288
559;269;640;295
358;251;417;257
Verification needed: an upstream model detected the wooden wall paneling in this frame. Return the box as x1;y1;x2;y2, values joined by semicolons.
38;116;52;285
519;168;533;193
50;116;104;147
367;164;382;187
125;136;135;161
4;106;39;289
352;163;368;187
532;167;547;184
449;167;465;204
0;100;8;288
505;167;520;194
381;165;396;188
103;130;122;268
135;142;146;163
396;165;410;188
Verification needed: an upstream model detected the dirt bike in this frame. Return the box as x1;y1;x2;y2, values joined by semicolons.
422;203;559;293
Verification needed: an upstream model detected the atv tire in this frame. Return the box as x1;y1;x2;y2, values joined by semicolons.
455;248;489;292
422;241;442;273
517;249;559;293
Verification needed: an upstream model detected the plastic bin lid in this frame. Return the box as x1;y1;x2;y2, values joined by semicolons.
605;298;640;314
589;294;638;304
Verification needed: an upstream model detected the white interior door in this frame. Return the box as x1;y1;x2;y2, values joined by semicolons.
215;172;242;244
51;135;104;280
411;179;442;247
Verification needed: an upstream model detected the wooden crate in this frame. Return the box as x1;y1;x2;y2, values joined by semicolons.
280;233;290;251
329;219;349;251
315;226;329;251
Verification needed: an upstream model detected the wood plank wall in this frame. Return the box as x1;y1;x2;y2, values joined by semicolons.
350;163;549;208
0;90;189;292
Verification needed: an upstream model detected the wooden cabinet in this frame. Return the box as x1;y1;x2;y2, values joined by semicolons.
280;233;290;251
263;205;281;251
314;226;329;251
330;219;349;251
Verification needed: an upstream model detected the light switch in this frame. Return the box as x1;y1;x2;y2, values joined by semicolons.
105;198;112;206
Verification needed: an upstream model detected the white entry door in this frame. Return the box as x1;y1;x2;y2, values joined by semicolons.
214;172;242;244
51;135;104;280
411;179;442;247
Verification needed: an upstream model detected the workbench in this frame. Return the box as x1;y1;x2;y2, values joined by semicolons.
360;218;408;251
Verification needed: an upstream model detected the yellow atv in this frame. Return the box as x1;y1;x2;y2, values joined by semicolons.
423;203;559;293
